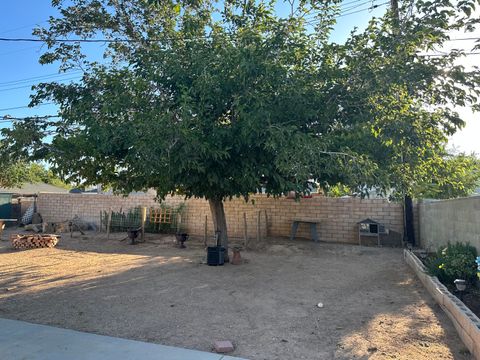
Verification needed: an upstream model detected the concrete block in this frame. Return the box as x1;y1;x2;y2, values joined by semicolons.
213;340;234;353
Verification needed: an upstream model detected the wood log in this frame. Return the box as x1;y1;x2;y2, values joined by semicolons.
11;233;60;250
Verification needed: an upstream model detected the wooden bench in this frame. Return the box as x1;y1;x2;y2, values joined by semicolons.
290;218;321;242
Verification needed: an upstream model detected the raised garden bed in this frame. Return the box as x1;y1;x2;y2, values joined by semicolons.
418;247;480;320
404;250;480;359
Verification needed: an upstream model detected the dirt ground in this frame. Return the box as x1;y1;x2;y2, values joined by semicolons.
0;230;472;360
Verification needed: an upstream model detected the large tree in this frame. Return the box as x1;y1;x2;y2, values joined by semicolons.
0;161;28;188
2;0;373;256
2;0;479;251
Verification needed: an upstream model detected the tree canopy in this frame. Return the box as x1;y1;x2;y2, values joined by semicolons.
0;161;28;189
319;0;480;200
415;153;480;199
0;160;70;189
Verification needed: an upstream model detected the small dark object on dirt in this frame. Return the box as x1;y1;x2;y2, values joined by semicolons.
127;227;142;245
367;346;378;352
175;233;189;248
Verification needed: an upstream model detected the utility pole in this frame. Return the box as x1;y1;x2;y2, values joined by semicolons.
390;0;416;247
390;0;400;30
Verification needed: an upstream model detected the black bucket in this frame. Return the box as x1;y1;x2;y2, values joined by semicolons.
207;246;225;266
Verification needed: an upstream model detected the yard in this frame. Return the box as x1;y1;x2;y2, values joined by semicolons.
0;232;471;359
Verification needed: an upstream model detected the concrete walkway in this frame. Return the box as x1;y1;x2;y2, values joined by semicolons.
0;318;246;360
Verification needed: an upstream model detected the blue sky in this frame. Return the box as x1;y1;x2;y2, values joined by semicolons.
0;1;477;153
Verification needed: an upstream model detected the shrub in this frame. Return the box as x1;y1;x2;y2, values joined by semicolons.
426;242;478;286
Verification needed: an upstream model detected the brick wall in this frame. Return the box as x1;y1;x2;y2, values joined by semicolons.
37;192;405;244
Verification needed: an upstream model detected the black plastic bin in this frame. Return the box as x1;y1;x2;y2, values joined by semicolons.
207;246;225;266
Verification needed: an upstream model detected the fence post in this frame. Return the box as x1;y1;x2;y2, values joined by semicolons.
264;209;268;238
204;215;208;247
106;208;112;240
243;212;248;249
176;212;182;233
256;210;261;243
141;207;147;241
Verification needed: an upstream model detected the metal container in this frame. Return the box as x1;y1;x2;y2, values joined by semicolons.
207;246;225;266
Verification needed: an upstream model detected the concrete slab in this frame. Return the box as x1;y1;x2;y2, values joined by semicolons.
0;318;247;360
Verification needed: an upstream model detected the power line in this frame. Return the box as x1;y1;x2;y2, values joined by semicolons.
341;0;380;12
0;33;477;46
0;71;82;87
0;76;82;93
338;1;389;18
418;52;480;57
303;0;381;22
0;114;60;123
340;0;370;7
0;103;54;112
0;3;391;45
305;1;388;25
4;4;474;45
0;37;148;43
0;20;48;36
0;45;43;57
447;37;480;41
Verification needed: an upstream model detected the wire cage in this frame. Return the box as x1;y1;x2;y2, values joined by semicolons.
100;207;143;232
99;203;186;234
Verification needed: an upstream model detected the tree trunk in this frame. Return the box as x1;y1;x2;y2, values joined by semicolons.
208;198;229;262
403;194;416;247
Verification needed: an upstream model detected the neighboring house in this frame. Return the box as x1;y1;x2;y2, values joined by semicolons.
0;183;69;195
0;183;69;221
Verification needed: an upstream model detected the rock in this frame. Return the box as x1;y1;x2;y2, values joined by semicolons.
24;224;40;232
317;302;324;308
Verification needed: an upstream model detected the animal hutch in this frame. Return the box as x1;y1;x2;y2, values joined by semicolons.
357;218;388;246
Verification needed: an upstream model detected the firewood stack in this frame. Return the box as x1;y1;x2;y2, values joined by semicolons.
10;234;60;250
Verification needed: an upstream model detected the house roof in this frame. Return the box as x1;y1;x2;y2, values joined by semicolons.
0;182;69;195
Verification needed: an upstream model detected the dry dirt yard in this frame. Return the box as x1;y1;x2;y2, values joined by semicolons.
0;230;471;360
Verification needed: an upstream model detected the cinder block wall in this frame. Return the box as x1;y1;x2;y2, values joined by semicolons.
418;196;480;252
37;192;405;244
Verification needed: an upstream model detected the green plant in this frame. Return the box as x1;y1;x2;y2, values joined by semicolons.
426;242;478;286
100;207;142;232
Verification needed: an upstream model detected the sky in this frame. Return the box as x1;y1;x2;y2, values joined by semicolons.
0;0;478;154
